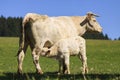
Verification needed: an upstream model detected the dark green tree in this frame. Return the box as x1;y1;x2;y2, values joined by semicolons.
0;16;22;37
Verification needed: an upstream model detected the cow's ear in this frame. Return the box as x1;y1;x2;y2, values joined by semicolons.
86;12;99;20
86;12;93;20
44;40;53;48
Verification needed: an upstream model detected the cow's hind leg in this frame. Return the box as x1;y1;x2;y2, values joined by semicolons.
17;42;28;74
31;46;43;74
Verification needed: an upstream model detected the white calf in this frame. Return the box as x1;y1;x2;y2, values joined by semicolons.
42;36;88;75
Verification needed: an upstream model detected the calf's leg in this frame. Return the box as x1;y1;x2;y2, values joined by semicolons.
64;53;70;74
81;55;88;74
78;53;88;74
63;59;67;74
58;59;64;74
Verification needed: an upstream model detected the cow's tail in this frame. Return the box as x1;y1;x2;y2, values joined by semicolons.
20;13;32;49
17;18;26;56
17;13;34;56
20;23;25;49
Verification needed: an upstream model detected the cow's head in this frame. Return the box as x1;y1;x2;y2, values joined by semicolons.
80;12;102;33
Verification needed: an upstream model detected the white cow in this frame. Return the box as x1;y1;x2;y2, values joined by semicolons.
41;36;88;75
17;12;102;74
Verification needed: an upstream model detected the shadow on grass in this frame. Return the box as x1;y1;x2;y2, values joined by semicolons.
0;72;120;80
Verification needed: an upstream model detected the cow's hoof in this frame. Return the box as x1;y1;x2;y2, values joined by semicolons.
36;70;43;75
17;69;23;75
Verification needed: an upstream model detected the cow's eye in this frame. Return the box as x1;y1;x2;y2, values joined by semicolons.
93;20;96;22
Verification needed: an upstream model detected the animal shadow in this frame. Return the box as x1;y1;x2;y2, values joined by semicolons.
0;72;120;80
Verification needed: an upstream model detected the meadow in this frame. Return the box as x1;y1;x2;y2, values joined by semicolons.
0;37;120;80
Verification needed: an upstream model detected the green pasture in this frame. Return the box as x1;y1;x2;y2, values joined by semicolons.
0;37;120;80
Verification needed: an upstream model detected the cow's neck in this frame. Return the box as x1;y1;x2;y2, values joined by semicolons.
78;26;87;36
71;16;87;36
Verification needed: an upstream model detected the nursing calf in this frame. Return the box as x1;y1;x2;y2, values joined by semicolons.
42;36;88;74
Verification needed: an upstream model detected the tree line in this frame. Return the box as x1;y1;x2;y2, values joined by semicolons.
0;16;22;37
0;16;111;40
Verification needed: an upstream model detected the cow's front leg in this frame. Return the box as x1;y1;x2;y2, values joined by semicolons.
32;47;43;74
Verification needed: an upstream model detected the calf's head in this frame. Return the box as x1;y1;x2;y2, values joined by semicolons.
41;40;52;56
41;47;50;56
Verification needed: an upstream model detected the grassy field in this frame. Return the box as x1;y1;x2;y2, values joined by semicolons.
0;37;120;80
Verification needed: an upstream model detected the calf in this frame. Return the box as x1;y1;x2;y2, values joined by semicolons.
42;36;88;75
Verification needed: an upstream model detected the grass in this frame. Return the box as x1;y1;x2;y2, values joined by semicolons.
0;37;120;80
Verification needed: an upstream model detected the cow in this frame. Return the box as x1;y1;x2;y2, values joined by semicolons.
17;12;102;74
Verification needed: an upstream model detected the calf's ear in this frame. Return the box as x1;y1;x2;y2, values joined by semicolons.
43;40;53;48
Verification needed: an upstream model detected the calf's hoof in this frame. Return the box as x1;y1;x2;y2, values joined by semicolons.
64;70;70;74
